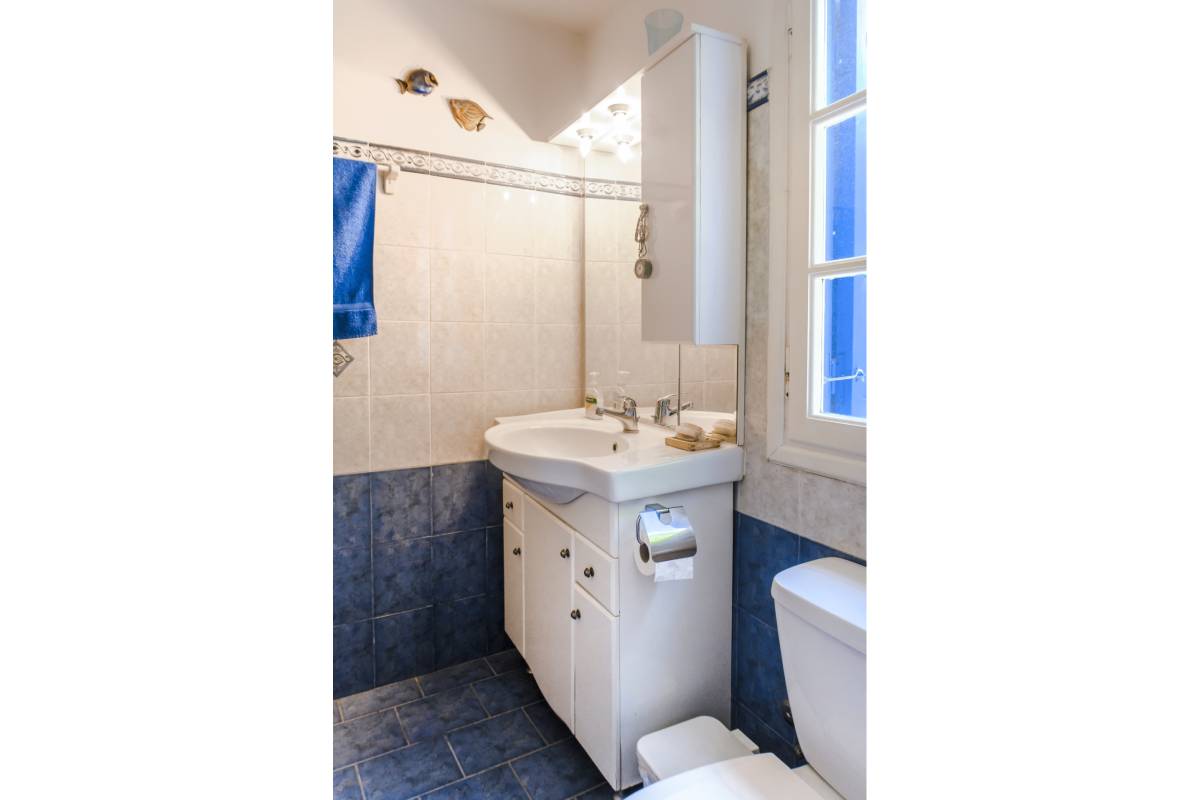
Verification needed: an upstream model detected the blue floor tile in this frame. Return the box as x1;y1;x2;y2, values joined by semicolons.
372;468;433;543
333;709;408;769
418;659;494;697
396;685;487;742
375;608;435;686
358;738;463;800
373;539;434;616
422;764;526;800
484;649;525;676
333;767;363;800
339;679;422;720
447;709;545;775
522;702;570;745
335;620;375;699
511;740;605;800
335;700;342;724
472;670;542;716
571;785;617;800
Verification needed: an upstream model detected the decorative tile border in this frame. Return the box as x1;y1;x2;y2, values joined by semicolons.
748;69;769;111
334;71;765;202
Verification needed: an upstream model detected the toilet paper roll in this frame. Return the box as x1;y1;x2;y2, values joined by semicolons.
636;505;696;582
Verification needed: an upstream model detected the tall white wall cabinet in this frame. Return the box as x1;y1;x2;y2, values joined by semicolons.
501;477;734;791
640;25;747;344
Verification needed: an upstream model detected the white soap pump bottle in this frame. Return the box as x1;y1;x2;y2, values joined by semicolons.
585;371;603;419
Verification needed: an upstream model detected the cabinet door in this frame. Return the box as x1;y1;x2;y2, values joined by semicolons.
641;35;697;342
522;499;575;729
573;585;619;789
502;519;524;655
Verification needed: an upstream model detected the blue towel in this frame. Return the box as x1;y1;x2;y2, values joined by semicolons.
333;158;378;339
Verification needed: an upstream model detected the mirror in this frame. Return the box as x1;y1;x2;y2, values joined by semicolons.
577;75;739;425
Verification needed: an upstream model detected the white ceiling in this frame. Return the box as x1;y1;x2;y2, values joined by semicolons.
479;0;623;34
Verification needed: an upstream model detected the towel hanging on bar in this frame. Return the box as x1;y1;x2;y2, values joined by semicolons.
333;157;378;340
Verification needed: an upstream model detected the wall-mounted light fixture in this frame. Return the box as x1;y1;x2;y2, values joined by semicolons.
615;135;635;164
576;127;596;159
608;103;631;136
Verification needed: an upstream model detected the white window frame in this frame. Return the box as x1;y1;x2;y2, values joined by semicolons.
765;0;866;485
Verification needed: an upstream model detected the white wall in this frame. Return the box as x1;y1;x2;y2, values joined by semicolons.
334;0;585;171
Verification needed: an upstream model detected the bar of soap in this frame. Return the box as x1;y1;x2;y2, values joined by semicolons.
712;419;737;438
675;422;704;442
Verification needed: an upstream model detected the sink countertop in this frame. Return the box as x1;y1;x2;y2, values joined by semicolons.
485;407;744;503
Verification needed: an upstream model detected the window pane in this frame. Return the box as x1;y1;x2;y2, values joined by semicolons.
821;274;866;418
824;110;866;260
826;0;865;105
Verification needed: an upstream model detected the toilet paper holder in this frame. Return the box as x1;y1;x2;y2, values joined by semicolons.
635;503;697;565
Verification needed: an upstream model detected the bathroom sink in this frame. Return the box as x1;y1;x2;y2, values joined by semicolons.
485;408;744;503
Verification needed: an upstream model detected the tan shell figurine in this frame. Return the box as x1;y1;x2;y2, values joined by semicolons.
448;98;492;132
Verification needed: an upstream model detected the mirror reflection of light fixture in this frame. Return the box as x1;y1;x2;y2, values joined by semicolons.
616;135;634;164
576;127;596;158
608;103;631;136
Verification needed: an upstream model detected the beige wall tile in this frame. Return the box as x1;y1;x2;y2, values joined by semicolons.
333;396;369;475
535;259;582;324
680;381;704;409
705;380;737;413
706;345;738;381
430;177;486;252
617;261;641;324
485;254;537;323
585;324;619;387
487;390;540;422
375;246;429;322
375;172;430;248
370;322;430;396
584;260;619;325
485;185;534;256
533;193;583;260
430;392;490;464
536;324;582;389
370;394;431;471
333;337;369;398
614;200;641;261
429;323;484;392
484;323;537;390
538;388;583;412
430;250;485;322
619;324;666;385
583;198;617;261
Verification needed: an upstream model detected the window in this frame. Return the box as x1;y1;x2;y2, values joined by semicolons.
767;0;867;483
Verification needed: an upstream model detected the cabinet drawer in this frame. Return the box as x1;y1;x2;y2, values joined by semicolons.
503;519;525;656
502;478;524;528
574;532;619;616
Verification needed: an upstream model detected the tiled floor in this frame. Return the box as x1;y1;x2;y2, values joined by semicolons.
334;649;622;800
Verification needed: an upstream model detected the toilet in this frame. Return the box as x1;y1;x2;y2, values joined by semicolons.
632;557;865;799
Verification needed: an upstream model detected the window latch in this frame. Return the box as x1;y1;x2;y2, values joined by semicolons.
824;368;865;384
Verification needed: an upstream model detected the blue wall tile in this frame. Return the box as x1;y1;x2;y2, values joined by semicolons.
730;511;865;764
434;594;490;669
374;539;434;616
334;474;371;550
334;546;373;625
433;529;488;601
485;526;504;595
372;468;432;542
484;462;504;526
334;620;374;698
433;462;489;534
375;608;435;685
735;514;799;627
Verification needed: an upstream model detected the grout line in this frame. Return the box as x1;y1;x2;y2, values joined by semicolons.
509;762;535;800
394;706;411;746
444;734;468;781
570;783;609;800
352;764;367;800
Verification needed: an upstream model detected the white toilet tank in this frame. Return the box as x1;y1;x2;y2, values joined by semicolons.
772;557;866;800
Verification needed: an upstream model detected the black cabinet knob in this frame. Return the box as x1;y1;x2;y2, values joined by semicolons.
512;547;521;556
505;501;514;510
560;548;570;559
570;609;581;620
583;566;595;578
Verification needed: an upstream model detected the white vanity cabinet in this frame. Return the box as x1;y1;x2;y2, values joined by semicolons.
639;25;746;345
500;476;733;790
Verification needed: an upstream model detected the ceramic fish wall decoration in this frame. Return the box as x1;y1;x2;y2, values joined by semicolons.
394;69;438;95
448;98;492;132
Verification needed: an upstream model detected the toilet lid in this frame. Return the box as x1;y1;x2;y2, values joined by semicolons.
630;755;839;800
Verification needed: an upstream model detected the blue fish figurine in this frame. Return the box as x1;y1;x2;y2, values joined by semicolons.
395;69;438;95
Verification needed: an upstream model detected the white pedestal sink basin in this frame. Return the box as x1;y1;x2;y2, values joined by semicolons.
485;407;744;503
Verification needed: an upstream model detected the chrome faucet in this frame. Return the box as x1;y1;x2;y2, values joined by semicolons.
599;395;640;432
653;393;693;427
